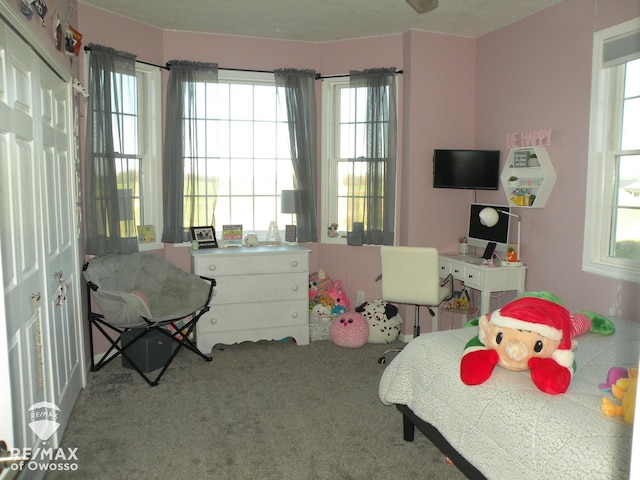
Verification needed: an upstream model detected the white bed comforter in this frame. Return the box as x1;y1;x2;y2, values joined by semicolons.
379;317;639;480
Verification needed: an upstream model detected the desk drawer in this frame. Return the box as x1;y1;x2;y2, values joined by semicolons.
462;267;482;288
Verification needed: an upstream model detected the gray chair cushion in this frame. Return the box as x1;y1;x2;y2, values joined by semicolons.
84;253;211;327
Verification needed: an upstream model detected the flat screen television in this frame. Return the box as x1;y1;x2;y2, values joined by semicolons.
432;149;500;190
467;203;511;253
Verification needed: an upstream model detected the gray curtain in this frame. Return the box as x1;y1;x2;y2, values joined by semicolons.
85;43;138;255
274;69;318;243
347;68;397;246
162;60;218;243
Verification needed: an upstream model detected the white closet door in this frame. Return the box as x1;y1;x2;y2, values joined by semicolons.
0;17;84;458
39;55;84;436
0;20;48;452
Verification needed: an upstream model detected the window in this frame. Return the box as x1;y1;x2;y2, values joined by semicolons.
134;64;162;250
584;18;640;283
108;64;162;251
321;76;397;245
85;47;162;254
183;72;294;238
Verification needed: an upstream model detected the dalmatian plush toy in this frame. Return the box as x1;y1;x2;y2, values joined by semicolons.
355;299;403;344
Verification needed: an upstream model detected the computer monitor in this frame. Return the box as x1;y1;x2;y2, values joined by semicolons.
467;203;511;253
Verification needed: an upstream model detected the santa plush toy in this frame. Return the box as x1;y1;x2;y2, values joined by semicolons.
460;292;614;395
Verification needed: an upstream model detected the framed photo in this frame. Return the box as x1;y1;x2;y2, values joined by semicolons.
222;224;243;247
285;224;297;243
513;150;530;167
191;226;218;248
137;225;156;244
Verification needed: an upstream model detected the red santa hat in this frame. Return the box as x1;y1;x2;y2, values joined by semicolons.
489;296;574;369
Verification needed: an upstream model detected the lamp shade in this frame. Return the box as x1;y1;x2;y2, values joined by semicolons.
479;207;500;228
281;190;301;214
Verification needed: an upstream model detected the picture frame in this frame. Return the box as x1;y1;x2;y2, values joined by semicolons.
136;225;156;244
191;226;218;248
513;150;530;167
222;224;243;247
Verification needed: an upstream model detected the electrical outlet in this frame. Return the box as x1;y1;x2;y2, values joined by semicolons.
356;290;365;304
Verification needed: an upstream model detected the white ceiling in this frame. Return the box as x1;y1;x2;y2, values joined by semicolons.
79;0;562;42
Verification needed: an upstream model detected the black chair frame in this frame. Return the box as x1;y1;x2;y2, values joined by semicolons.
85;272;216;386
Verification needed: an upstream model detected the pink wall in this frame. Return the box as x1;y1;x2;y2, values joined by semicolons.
78;0;639;337
475;0;640;317
6;0;78;76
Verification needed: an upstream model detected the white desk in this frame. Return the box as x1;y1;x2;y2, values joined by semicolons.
439;254;526;315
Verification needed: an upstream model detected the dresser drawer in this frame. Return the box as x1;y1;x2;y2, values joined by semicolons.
194;252;308;276
200;299;308;333
212;273;307;304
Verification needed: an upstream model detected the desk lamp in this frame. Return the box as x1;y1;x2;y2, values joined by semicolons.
479;207;523;266
281;190;301;244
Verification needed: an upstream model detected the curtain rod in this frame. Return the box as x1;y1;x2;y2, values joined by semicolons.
84;46;171;70
314;70;403;80
83;47;403;79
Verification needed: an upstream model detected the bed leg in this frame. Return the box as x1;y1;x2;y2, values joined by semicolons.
402;412;415;442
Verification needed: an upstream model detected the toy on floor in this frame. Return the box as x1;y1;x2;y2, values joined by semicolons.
460;291;615;395
355;299;402;344
325;280;350;314
330;312;369;348
601;367;637;424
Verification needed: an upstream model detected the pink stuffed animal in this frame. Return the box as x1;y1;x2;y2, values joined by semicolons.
325;280;350;314
330;312;368;348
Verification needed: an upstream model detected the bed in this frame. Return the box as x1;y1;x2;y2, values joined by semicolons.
378;316;639;480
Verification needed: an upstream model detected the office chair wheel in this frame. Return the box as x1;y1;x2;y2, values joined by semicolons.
378;356;387;365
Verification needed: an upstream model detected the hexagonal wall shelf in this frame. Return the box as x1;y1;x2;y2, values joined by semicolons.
501;146;556;208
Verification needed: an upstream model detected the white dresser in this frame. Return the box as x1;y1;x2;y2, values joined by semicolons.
191;245;311;352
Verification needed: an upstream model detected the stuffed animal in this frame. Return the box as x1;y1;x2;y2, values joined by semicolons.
309;269;332;300
355;299;402;344
325;280;350;313
602;368;637;424
599;366;630;392
460;292;615;395
330;312;368;348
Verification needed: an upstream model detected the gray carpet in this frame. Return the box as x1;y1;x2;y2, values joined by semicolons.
46;339;467;480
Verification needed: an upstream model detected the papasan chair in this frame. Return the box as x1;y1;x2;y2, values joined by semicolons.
83;253;216;386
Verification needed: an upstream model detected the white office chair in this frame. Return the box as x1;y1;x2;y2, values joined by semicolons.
377;246;453;364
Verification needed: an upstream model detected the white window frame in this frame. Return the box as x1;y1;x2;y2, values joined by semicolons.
175;70;294;241
583;17;640;283
136;63;163;251
321;77;398;246
321;78;346;245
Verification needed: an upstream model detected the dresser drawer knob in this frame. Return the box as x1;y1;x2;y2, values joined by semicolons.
210;317;218;325
291;312;298;319
291;260;298;267
208;264;216;271
292;285;299;292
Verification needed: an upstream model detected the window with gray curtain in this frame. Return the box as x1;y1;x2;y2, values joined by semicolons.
85;43;139;255
162;60;219;243
274;69;318;243
346;68;397;246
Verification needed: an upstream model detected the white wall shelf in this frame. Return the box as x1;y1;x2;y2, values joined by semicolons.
501;146;556;208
